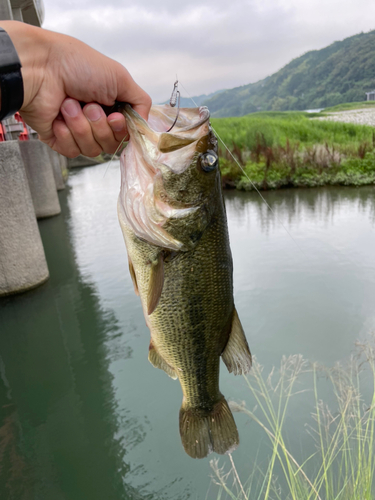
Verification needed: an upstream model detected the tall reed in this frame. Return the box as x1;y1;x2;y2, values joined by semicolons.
211;338;375;500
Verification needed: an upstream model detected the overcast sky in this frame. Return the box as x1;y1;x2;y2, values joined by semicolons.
43;0;375;103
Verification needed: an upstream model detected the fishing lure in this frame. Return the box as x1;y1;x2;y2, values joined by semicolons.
166;80;180;132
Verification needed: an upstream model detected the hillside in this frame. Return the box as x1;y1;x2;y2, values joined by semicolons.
204;30;375;117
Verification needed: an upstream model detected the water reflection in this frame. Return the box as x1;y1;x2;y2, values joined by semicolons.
1;164;375;499
225;186;375;232
0;189;152;500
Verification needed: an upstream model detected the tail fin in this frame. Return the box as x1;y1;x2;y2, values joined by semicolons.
179;397;239;459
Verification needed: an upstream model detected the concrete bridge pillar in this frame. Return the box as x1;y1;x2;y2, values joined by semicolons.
0;0;13;20
0;141;49;296
47;147;65;191
59;154;69;182
19;140;61;218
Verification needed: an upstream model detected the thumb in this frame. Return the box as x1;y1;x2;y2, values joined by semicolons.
114;63;152;121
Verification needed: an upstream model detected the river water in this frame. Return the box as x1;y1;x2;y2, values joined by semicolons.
0;162;375;499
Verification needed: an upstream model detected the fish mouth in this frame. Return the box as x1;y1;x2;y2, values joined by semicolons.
146;104;210;134
123;104;211;174
124;103;210;135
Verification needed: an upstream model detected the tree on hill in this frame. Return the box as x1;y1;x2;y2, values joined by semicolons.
204;31;375;117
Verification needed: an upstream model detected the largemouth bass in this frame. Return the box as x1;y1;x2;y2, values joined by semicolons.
118;104;252;459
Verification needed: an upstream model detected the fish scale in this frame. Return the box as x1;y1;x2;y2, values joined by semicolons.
118;104;252;458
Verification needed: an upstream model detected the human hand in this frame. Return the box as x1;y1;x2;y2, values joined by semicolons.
0;21;151;157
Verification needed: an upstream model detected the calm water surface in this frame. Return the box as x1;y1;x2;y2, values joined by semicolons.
0;162;375;499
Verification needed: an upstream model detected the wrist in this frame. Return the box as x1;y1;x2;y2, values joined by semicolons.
0;21;50;110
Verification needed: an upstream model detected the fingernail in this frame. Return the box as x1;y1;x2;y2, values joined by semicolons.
84;104;102;122
62;99;80;118
109;119;124;132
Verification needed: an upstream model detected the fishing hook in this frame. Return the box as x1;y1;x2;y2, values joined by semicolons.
166;80;180;132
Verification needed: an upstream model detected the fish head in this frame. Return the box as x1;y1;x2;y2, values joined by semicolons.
119;104;221;251
156;131;220;208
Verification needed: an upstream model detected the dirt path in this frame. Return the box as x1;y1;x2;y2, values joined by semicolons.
314;108;375;126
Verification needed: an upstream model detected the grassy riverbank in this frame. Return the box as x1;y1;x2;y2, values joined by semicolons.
211;338;375;500
323;101;375;113
212;112;375;190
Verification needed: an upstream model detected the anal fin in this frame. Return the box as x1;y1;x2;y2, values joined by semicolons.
147;252;164;315
222;307;252;375
148;341;177;380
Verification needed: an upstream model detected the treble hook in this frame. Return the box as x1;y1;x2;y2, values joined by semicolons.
166;80;180;132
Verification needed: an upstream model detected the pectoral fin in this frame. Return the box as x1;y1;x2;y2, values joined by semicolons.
148;340;177;379
222;308;252;375
147;253;164;315
128;256;139;296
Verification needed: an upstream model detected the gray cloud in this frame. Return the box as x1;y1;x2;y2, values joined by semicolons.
43;0;375;103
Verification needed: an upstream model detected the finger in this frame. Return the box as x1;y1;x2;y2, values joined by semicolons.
61;98;102;157
51;118;81;158
107;112;128;143
130;89;152;122
82;104;126;154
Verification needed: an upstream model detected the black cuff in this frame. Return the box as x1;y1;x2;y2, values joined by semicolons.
0;27;24;121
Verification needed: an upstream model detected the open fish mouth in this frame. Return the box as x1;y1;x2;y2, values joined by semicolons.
123;104;210;174
118;105;212;251
146;104;210;134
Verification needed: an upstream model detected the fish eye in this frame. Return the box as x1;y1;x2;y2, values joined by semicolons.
200;150;218;172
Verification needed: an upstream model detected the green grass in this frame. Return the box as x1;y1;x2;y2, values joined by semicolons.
211;113;375;190
323;101;375;113
211;338;375;500
211;113;374;150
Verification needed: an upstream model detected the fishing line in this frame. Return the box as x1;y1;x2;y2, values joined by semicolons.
178;80;311;262
103;135;128;179
179;81;356;296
